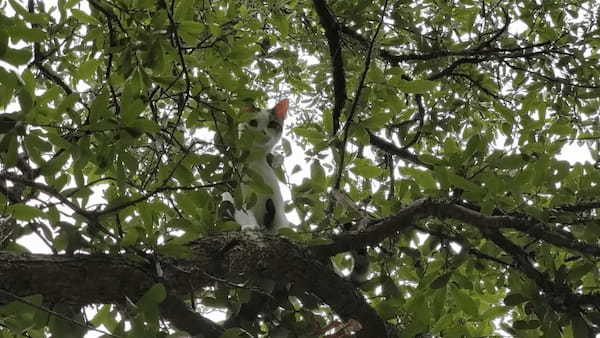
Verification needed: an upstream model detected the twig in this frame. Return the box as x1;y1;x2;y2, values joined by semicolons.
333;0;389;191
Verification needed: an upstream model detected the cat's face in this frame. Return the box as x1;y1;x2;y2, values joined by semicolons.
242;99;288;152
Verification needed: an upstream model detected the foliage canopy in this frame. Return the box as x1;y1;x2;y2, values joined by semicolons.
1;0;600;337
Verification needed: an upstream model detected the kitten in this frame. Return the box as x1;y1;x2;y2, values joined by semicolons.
220;99;291;332
223;99;290;233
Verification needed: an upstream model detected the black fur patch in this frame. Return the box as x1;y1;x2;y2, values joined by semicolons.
264;198;275;229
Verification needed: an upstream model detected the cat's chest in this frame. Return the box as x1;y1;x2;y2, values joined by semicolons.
243;158;286;230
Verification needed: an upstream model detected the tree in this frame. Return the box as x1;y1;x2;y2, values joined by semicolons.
1;0;600;336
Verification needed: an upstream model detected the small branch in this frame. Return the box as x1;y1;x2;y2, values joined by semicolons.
553;201;600;213
398;93;425;150
504;60;600;89
0;172;92;219
97;181;227;216
160;295;224;338
367;130;433;169
333;0;389;191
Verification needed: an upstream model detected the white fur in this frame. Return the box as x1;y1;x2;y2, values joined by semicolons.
231;101;290;232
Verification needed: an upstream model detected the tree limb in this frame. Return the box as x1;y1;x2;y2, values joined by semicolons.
0;232;388;337
312;0;347;134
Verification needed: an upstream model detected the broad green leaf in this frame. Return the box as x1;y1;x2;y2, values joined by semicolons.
71;9;100;25
15;26;47;42
246;169;273;195
513;319;541;330
504;293;527;306
453;289;478;317
401;167;437;190
11;204;46;220
219;328;250;338
17;87;33;114
481;306;510;320
139;283;167;306
351;158;385;179
430;273;451;289
56;93;79;114
394;79;437;94
121;228;139;247
74;59;102;80
446;172;482;193
571;315;590;337
179;21;204;35
1;44;29;65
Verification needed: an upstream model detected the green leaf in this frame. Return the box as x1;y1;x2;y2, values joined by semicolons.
571;315;590;337
351;158;385;178
219;328;251;338
453;289;478;317
71;9;101;25
17;87;33;114
362;112;392;129
503;293;527;306
138;283;166;308
90;305;113;328
56;93;79;114
5;132;18;166
1;46;32;65
310;160;326;187
121;228;139;247
400;167;437;190
121;98;145;123
16;26;47;42
134;118;160;133
272;14;290;36
481;306;510;320
394;79;437;94
430;273;451;289
11;204;47;220
513;319;541;330
74;59;102;80
246;169;273;195
446;172;482;193
179;21;204;35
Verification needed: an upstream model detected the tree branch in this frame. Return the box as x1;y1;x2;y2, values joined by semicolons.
367;130;433;169
312;0;347;134
0;232;389;337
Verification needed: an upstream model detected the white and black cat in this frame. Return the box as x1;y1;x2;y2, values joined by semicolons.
223;99;370;283
222;99;290;233
220;99;292;332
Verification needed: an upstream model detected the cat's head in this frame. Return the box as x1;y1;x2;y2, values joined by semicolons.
242;99;289;152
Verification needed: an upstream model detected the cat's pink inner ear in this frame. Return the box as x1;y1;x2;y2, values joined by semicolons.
273;99;289;120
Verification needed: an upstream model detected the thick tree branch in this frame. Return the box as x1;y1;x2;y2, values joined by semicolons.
312;198;600;317
311;198;600;259
0;232;388;337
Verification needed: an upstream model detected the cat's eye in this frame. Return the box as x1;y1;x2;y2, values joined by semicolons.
267;121;281;131
249;119;258;127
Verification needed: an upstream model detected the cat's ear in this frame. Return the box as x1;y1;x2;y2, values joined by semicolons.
272;99;289;121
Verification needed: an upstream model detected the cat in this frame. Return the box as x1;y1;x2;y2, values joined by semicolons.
221;99;290;233
220;99;292;332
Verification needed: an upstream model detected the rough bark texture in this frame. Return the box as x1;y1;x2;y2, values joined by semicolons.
0;231;388;337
